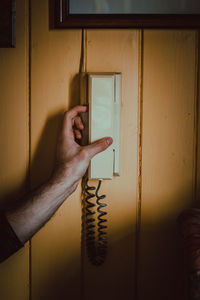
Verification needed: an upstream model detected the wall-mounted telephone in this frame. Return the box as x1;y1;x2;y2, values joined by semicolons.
80;73;121;266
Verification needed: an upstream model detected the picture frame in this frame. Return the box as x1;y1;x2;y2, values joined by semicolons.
0;0;16;48
50;0;200;29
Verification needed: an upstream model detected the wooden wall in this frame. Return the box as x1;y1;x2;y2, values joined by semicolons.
0;1;198;300
139;30;197;300
0;0;29;299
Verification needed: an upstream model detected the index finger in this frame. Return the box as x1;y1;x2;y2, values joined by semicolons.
66;106;87;120
62;106;87;138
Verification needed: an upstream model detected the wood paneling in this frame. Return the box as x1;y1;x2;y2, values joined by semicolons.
196;32;200;200
0;1;198;298
0;0;29;299
31;9;139;297
83;29;139;300
31;1;82;299
139;30;197;300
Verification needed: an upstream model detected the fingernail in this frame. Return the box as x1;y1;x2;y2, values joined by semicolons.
106;138;113;145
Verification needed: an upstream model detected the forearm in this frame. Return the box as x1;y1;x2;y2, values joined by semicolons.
3;106;112;250
5;174;76;244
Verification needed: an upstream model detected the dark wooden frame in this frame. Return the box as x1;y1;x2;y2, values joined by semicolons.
0;0;16;48
50;0;200;29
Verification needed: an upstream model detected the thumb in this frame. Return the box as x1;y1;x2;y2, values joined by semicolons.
85;137;113;159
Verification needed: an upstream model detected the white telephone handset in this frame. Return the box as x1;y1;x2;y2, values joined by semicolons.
81;73;121;179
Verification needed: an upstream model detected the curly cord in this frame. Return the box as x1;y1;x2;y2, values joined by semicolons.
84;179;108;266
85;183;96;244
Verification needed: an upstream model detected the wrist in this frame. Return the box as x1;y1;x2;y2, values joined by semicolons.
50;165;79;197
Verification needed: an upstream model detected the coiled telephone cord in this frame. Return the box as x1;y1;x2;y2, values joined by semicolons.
84;179;108;266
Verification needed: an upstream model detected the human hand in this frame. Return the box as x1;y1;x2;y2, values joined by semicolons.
5;106;112;244
52;106;113;192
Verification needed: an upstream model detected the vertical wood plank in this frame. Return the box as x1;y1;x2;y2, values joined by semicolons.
83;29;139;300
139;30;197;300
196;31;200;199
31;1;82;299
0;0;29;299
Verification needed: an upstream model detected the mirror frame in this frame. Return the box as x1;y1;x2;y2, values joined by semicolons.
50;0;200;29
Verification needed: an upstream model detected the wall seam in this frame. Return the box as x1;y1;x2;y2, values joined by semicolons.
28;0;32;299
194;30;200;205
80;28;87;300
135;29;144;300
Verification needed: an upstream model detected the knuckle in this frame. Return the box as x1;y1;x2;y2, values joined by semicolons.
65;110;71;118
76;117;81;125
80;148;89;160
63;111;70;121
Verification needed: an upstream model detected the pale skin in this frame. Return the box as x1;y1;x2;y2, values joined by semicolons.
6;106;113;244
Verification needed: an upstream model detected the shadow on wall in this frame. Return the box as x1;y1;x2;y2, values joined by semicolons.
0;74;81;207
136;184;197;300
0;111;63;211
33;231;136;300
31;73;81;187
